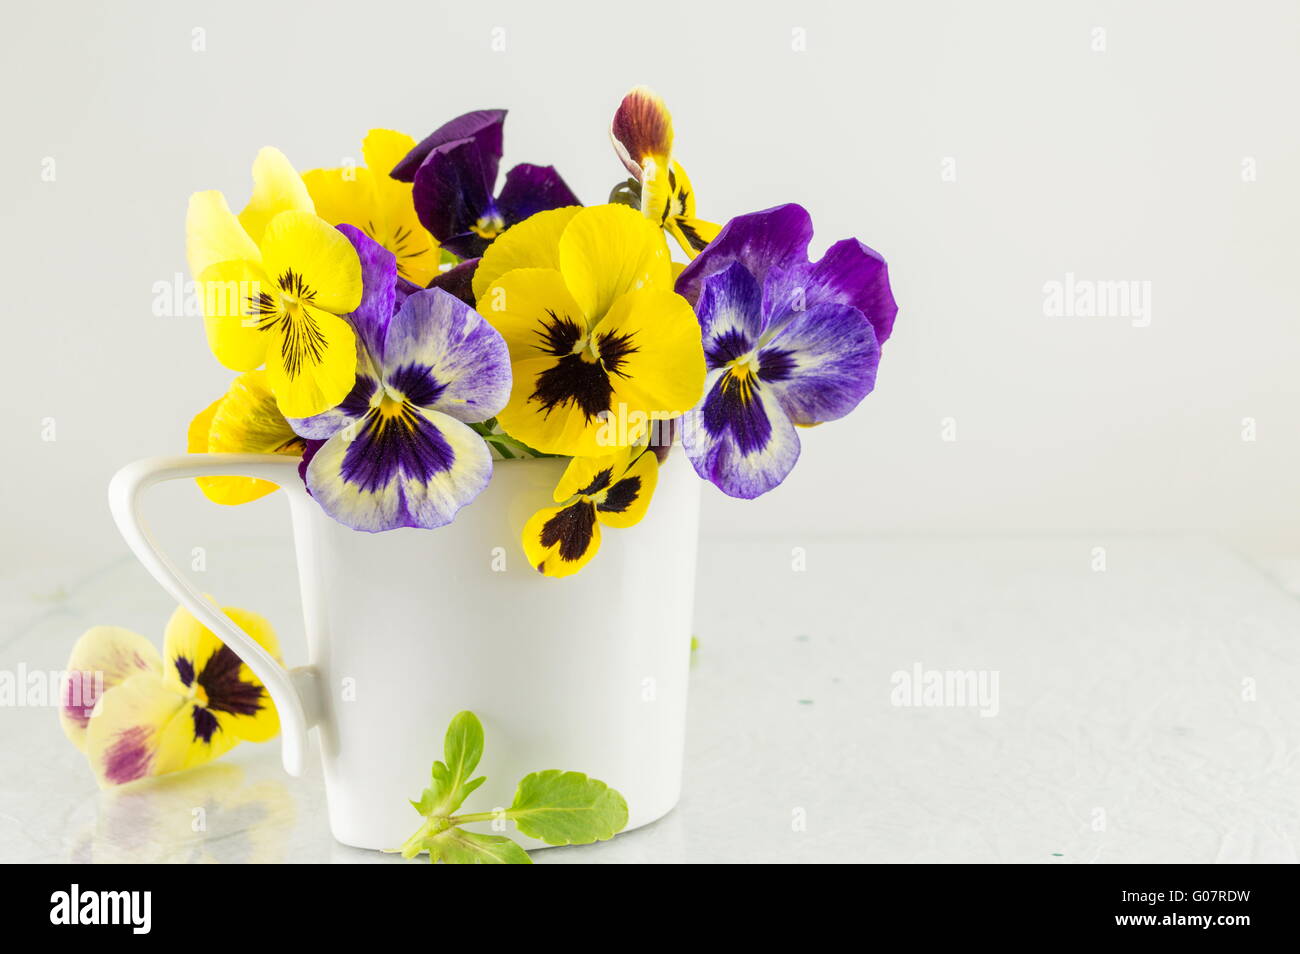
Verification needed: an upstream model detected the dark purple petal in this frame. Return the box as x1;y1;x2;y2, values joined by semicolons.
675;204;814;307
298;439;324;491
695;261;767;369
336;224;398;362
394;275;423;310
439;231;489;260
762;239;898;344
762;302;880;425
411;137;495;252
496;163;581;226
391;109;506;182
426;258;480;307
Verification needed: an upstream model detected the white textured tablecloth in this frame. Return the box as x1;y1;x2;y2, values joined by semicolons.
2;537;1296;863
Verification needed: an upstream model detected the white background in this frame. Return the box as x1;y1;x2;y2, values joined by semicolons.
3;0;1298;582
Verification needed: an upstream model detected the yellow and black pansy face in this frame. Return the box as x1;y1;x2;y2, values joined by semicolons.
477;204;705;458
521;448;659;577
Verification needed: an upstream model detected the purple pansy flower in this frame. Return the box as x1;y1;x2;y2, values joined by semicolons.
288;226;511;531
675;204;894;499
390;109;580;260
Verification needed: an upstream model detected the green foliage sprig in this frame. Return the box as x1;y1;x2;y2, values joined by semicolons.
397;711;628;864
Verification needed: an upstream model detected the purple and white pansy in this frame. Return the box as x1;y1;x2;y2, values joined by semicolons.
674;204;896;499
289;226;512;531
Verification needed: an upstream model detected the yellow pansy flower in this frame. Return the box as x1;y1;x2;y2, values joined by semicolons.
61;604;282;788
187;370;305;505
522;447;659;577
475;204;706;457
302;129;440;286
610;86;721;259
186;147;363;418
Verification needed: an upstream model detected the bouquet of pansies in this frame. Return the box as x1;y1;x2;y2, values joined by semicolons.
185;87;897;577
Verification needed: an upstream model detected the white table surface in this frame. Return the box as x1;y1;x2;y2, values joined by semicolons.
2;536;1298;864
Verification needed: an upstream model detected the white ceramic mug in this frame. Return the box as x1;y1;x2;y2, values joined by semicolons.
108;451;701;851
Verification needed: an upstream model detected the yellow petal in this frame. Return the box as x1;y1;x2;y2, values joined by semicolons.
197;259;273;371
258;210;363;315
361;128;416;183
479;267;588;361
668;216;721;259
61;626;162;753
472;206;582;302
189;371;305;505
661;161;720;257
238;147;315;244
152;700;242;774
263;301;358;417
495;357;610;457
186;190;260;279
521;501;602;578
558;204;673;324
593;448;658;528
301;166;375;236
84;673;187;787
364;130;441;285
601;286;706;421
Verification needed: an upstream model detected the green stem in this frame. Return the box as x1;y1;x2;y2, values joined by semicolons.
448;810;509;826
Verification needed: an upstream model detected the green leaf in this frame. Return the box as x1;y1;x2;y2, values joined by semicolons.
507;770;629;846
429;711;485;814
432;828;532;865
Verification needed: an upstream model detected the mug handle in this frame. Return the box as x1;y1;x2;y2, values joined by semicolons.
108;453;318;777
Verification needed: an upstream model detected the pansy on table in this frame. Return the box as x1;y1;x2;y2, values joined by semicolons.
186;147;363;418
392;109;580;261
609;86;721;260
288;227;512;532
60;604;281;787
474;203;706;458
303;129;441;286
673;203;897;498
522;446;659;577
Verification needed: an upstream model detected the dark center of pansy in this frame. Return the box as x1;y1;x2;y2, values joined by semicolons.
340;396;456;492
529;311;641;422
196;645;266;717
701;363;774;456
276;268;316;305
184;645;269;745
245;275;328;380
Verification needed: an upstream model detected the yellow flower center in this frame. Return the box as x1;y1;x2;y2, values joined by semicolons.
193;683;209;707
377;392;405;417
470;213;506;240
726;353;760;381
